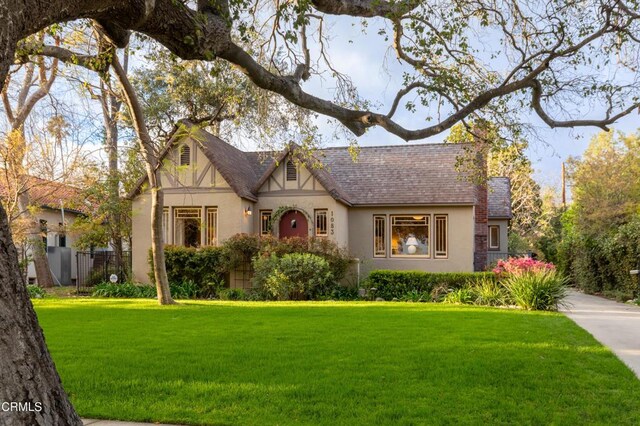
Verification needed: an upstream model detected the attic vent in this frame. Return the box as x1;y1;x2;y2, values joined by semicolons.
286;160;297;181
179;145;191;166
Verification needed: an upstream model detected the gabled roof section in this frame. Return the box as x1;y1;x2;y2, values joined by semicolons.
130;125;505;208
250;145;352;206
190;126;259;201
128;121;259;201
488;177;512;219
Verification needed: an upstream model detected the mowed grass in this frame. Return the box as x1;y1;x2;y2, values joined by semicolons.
33;299;640;425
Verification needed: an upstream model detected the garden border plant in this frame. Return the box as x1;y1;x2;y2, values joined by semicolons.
366;257;568;311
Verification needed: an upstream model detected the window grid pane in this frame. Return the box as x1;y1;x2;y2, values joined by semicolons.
260;211;272;235
489;226;500;249
315;210;328;236
435;215;448;258
391;215;430;257
174;208;201;219
206;208;218;246
174;207;202;247
162;208;169;244
374;215;386;257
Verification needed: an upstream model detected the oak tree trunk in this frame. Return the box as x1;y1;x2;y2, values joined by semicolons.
150;182;173;305
111;49;175;304
0;202;81;426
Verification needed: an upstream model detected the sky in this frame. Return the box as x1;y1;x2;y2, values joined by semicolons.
293;14;640;192
3;8;638;194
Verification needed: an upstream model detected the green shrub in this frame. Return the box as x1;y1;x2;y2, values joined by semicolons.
170;280;200;299
92;283;156;298
150;245;226;297
366;270;496;300
258;236;353;281
502;271;568;311
399;289;431;303
474;278;508;306
220;234;263;269
27;284;46;299
219;288;247;301
443;286;476;304
253;253;334;300
323;285;360;301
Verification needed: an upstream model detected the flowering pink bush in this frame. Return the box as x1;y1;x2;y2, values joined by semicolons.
493;257;555;277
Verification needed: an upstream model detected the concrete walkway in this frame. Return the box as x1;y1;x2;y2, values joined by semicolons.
83;419;182;426
560;290;640;378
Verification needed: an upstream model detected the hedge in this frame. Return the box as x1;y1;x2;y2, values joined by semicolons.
366;270;497;300
149;245;226;288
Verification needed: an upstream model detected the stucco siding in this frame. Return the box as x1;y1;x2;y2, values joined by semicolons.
348;206;475;276
254;194;349;249
131;190;247;283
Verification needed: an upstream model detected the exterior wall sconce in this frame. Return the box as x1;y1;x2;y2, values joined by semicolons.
244;206;252;216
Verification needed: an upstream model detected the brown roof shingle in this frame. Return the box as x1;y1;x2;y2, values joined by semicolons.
0;175;88;214
488;177;512;219
131;125;511;210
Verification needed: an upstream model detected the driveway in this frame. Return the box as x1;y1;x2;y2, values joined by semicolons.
561;290;640;378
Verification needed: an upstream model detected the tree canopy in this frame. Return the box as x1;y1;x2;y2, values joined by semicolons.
2;0;640;143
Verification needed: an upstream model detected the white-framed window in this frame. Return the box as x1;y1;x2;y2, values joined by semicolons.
373;215;386;257
434;215;448;258
205;207;218;246
286;160;297;181
162;208;169;244
391;215;430;257
179;145;191;166
315;209;328;236
489;225;500;250
174;207;201;247
260;210;272;236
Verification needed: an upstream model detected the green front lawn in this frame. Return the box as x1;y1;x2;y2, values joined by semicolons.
34;299;640;425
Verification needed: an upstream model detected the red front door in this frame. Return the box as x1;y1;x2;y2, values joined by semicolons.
279;210;308;239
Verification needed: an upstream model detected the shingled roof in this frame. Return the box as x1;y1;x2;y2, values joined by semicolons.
310;144;477;205
488;177;512;219
131;125;511;211
0;175;88;214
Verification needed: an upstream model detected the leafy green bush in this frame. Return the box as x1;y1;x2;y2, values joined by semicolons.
27;284;46;299
219;288;247;301
92;283;156;298
399;289;431;303
502;271;568;311
150;245;226;297
257;236;353;281
443;287;476;304
366;270;496;300
474;278;508;306
170;280;200;299
253;253;334;300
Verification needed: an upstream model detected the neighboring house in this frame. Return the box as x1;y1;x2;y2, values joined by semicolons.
130;123;512;287
0;175;86;285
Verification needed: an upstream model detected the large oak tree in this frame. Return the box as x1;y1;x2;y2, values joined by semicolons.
1;0;639;424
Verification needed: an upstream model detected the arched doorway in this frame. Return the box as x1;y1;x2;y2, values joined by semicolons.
279;210;308;239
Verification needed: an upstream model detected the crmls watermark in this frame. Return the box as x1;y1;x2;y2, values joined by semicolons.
0;401;43;412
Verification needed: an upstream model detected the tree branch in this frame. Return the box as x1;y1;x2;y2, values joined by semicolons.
529;79;640;131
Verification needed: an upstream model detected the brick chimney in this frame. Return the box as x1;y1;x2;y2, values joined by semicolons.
472;135;489;272
473;177;488;271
